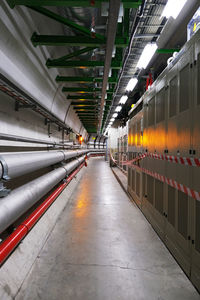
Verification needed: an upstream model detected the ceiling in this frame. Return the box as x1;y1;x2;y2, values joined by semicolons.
106;0;200;130
5;0;199;137
6;0;142;135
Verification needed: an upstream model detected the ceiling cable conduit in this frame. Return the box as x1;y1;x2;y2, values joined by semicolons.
0;149;105;181
103;0;147;132
0;74;74;136
98;0;121;132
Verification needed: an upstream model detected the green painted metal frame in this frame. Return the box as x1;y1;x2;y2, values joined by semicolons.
56;76;118;83
5;0;135;134
62;87;114;93
71;101;98;106
68;95;100;100
31;33;128;48
6;0;142;9
157;48;180;53
46;60;122;69
48;47;96;64
27;6;105;40
67;94;112;100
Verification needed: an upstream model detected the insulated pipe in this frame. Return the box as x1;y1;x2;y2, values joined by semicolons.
0;163;2;178
0;149;96;180
0;151;65;180
63;150;79;160
0;156;85;234
0;149;105;180
0;162;85;266
63;157;83;175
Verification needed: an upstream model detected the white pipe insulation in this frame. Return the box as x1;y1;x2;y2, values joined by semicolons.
0;156;85;234
0;149;104;180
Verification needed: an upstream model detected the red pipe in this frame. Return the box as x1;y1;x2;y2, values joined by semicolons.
0;163;84;265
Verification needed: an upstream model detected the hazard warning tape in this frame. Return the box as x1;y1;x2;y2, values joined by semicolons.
146;152;200;167
110;151;200;200
122;152;200;167
130;162;200;202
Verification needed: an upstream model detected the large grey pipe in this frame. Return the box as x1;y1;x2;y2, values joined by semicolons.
0;156;85;234
0;151;65;180
0;149;104;180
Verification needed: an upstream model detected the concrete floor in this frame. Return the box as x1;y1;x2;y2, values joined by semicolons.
16;158;199;300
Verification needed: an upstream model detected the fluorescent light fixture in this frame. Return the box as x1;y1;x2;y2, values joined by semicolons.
115;106;122;112
162;0;187;19
137;43;158;69
110;118;115;121
126;78;138;92
120;95;128;104
113;113;118;118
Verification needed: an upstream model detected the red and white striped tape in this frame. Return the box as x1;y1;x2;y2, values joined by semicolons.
122;152;200;167
146;152;200;167
110;151;200;201
130;162;200;202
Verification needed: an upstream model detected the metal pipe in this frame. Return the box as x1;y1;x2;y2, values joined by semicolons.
0;156;86;234
0;133;64;146
0;151;65;180
0;149;104;180
0;162;84;265
98;0;121;131
103;0;147;132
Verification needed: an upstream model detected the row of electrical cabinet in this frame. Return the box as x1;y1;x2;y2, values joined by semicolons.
117;135;128;173
128;28;200;159
127;29;200;292
128;167;200;293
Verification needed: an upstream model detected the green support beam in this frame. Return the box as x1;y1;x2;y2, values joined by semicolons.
80;121;97;123
48;47;96;64
79;116;98;118
46;59;122;69
77;112;98;115
73;106;97;109
77;111;98;114
31;34;104;47
70;99;98;103
68;95;99;100
68;94;112;100
78;116;98;118
81;121;97;123
74;109;99;112
71;101;97;106
62;87;114;93
7;0;142;9
27;7;105;40
123;9;130;37
56;76;118;83
157;48;180;53
31;33;128;48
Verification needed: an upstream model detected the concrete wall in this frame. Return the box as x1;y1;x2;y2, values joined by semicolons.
0;1;87;139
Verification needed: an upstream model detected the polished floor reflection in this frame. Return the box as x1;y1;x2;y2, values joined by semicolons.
16;158;199;300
